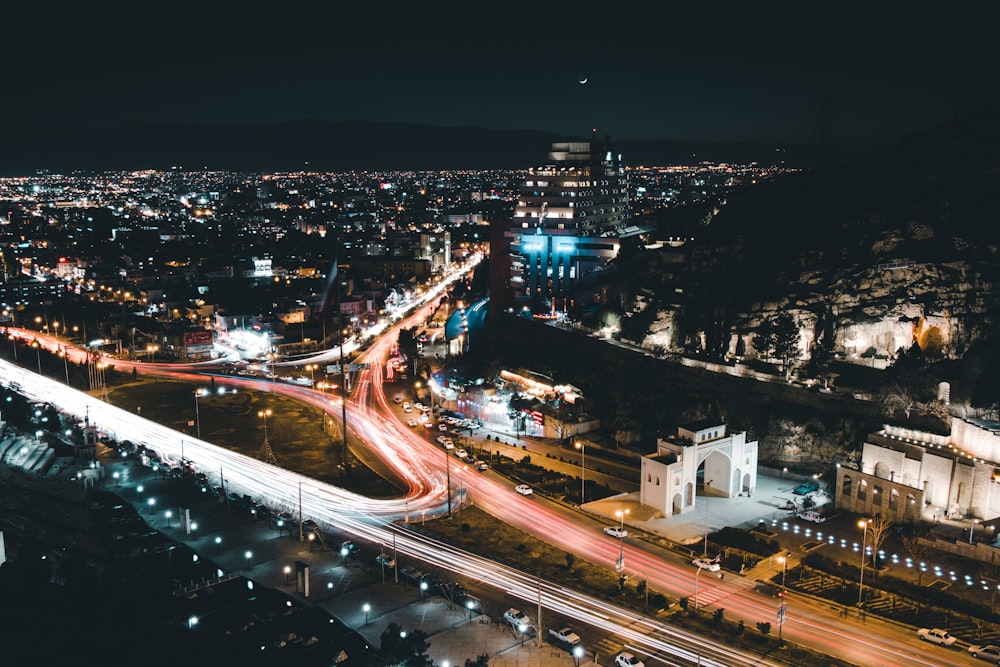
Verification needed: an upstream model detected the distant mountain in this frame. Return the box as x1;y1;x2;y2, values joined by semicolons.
1;119;821;175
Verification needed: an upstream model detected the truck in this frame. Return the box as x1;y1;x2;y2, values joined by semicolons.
548;626;581;646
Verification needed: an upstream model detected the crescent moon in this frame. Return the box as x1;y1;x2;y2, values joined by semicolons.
578;78;588;84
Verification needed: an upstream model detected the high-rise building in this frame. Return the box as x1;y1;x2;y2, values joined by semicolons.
493;134;630;316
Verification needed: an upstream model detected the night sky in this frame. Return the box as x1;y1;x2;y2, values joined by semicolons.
4;3;996;145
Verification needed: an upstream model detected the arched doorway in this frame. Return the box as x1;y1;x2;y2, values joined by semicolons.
672;492;683;515
699;450;733;497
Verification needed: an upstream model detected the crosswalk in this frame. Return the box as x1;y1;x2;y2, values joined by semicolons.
690;573;756;610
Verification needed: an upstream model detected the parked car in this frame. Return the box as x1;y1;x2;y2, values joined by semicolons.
454;448;468;460
615;652;644;667
969;645;1000;662
474;460;488;471
792;481;819;495
515;484;533;496
796;510;826;523
604;526;628;538
406;419;417;427
692;557;721;572
503;608;533;632
917;628;957;646
548;626;581;646
376;553;396;568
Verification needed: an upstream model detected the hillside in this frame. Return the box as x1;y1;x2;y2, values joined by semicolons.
1;120;818;175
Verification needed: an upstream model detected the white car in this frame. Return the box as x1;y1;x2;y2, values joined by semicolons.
692;557;721;572
454;448;468;460
796;510;826;523
406;419;417;427
969;645;1000;662
604;526;628;538
515;484;533;496
474;460;488;471
503;608;533;632
615;652;644;667
917;628;957;646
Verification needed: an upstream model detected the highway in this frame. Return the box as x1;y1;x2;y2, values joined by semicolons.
1;315;985;665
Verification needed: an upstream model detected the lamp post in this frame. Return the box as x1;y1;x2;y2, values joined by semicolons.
245;550;253;570
575;440;586;504
615;509;629;580
970;519;979;544
694;564;703;610
32;341;41;373
147;343;158;364
164;510;172;527
857;519;869;606
327;581;334;599
113;471;120;486
284;565;292;585
194;389;206;438
305;363;317;388
703;479;714;556
258;408;272;447
363;603;371;625
466;599;475;621
776;553;789;642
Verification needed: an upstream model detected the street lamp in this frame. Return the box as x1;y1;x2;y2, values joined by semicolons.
245;550;253;569
32;341;41;374
327;581;334;599
147;343;159;364
615;509;629;579
518;622;527;646
164;510;172;527
305;363;317;388
362;603;371;625
575;440;586;504
776;552;789;642
572;645;584;667
194;389;207;438
857;519;869;606
284;565;292;585
258;408;272;446
341;545;349;566
113;471;120;486
466;599;475;620
970;519;979;544
419;580;428;600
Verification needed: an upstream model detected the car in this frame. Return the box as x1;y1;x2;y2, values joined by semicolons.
301;519;320;535
406;419;417;427
515;484;533;496
393;396;403;404
796;510;826;523
753;581;782;597
604;526;628;538
792;481;819;495
376;553;396;568
692;557;721;572
474;460;488;471
402;402;411;410
442;440;455;450
403;405;413;413
969;645;1000;662
454;448;468;460
548;626;581;646
439;423;449;431
503;608;533;632
615;652;644;667
275;511;294;527
341;540;357;556
918;628;957;646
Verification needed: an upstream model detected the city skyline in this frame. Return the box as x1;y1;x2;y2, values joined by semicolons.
4;4;996;147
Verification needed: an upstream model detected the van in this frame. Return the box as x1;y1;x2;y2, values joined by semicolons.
796;510;826;524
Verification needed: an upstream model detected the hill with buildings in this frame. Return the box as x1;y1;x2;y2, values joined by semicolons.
0;120;817;175
577;109;1000;419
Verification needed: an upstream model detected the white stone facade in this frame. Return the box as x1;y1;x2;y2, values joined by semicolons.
641;420;758;517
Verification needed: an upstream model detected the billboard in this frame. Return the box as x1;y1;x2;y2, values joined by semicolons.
184;329;214;347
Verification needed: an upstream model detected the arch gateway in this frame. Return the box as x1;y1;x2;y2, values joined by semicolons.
641;420;759;518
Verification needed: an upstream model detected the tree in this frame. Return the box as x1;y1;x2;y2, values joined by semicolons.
753;313;800;377
374;622;433;667
756;621;772;637
900;531;931;586
464;655;490;667
864;514;894;578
